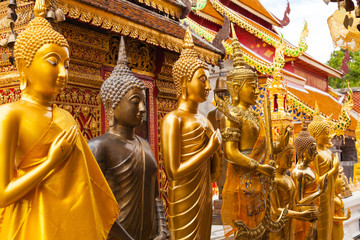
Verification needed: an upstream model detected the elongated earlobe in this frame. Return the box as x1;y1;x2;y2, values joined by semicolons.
18;59;27;91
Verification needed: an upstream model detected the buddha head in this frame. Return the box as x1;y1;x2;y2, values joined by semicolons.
308;103;332;147
274;124;294;170
14;0;69;96
294;121;317;163
226;24;258;107
101;37;146;129
172;27;210;103
335;176;346;196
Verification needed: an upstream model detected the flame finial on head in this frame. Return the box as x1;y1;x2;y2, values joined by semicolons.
308;102;331;138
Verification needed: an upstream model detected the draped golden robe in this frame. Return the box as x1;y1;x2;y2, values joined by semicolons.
293;166;320;240
167;123;213;240
332;196;345;240
221;123;270;237
315;152;336;240
0;105;119;240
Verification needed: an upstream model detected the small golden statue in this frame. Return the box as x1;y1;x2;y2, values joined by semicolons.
88;37;169;240
160;27;222;239
308;103;339;240
292;122;327;240
0;0;119;238
269;124;319;240
353;119;360;183
217;24;275;237
332;176;351;240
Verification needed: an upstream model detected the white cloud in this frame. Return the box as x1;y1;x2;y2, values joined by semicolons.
260;0;338;63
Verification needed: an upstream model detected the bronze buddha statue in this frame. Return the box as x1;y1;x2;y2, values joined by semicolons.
292;122;327;240
160;27;222;239
88;37;168;240
0;0;119;238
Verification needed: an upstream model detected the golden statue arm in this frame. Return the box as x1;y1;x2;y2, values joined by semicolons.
293;172;321;206
161;115;221;180
210;150;223;182
333;208;351;221
0;119;77;208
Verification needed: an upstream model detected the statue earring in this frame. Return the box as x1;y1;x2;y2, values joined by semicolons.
109;109;115;127
20;75;27;91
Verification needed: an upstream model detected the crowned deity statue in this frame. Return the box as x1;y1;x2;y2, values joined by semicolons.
0;0;119;238
160;27;222;239
308;104;339;240
216;25;275;237
88;37;169;240
291;122;327;240
269;124;319;240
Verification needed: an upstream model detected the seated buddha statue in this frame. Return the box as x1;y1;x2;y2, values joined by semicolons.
0;0;119;238
308;104;339;240
88;37;169;240
160;27;222;239
218;25;275;237
292;122;327;240
270;124;319;240
332;176;351;240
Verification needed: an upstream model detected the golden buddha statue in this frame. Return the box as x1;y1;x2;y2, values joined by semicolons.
269;124;319;240
0;0;119;239
88;37;169;240
308;104;339;240
160;27;222;239
353;119;360;182
218;25;275;237
332;176;351;240
292;122;327;240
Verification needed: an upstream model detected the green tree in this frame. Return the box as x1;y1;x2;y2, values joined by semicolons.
327;49;360;88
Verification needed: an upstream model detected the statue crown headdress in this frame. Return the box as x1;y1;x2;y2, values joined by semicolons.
14;0;69;68
226;23;257;104
101;37;145;112
172;27;208;98
308;102;331;138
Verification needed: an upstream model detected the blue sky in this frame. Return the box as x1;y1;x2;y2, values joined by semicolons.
260;0;338;63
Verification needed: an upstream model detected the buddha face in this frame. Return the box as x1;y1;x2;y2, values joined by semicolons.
239;79;259;107
278;148;295;170
335;178;346;195
20;43;70;97
113;87;146;128
317;126;331;147
185;67;211;103
303;142;318;162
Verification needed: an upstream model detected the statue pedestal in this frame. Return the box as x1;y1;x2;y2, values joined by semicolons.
344;191;360;239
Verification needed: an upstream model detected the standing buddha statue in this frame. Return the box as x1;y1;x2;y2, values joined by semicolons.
308;104;339;240
332;176;351;240
270;124;319;240
88;37;168;240
0;0;119;238
160;27;222;239
218;25;275;237
292;122;327;240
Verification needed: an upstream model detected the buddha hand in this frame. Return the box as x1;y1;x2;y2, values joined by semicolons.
208;129;222;154
257;163;275;178
300;209;319;221
320;173;328;195
47;126;78;169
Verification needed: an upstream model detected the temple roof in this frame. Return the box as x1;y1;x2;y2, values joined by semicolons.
54;0;223;64
288;85;356;136
228;0;280;27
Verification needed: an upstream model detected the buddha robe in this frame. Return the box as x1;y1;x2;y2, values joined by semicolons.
89;134;159;240
332;195;345;240
167;119;213;239
221;123;270;237
293;166;320;240
0;105;119;240
314;152;336;240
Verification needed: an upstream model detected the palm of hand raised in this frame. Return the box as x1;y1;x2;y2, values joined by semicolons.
47;126;78;168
